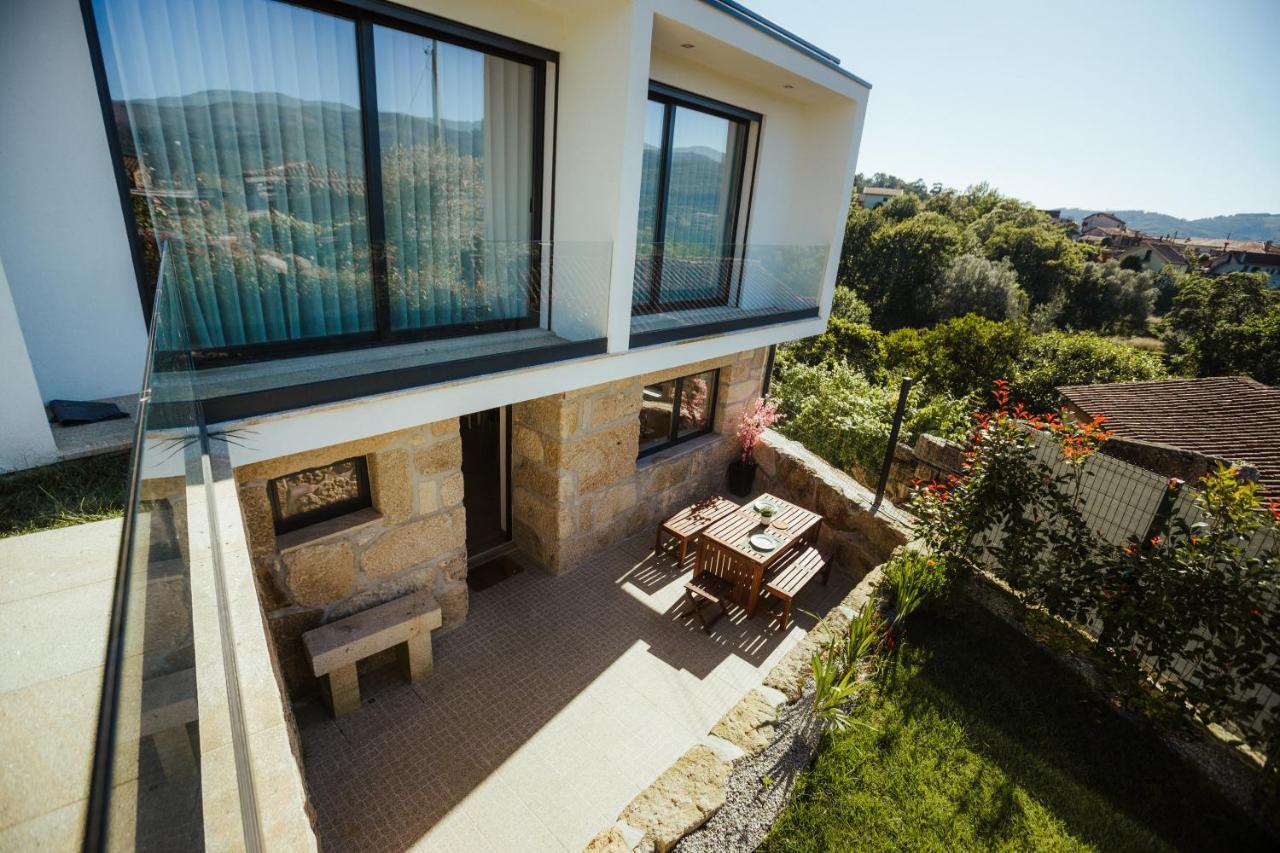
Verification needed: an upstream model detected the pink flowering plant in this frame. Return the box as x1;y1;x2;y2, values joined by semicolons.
736;396;781;466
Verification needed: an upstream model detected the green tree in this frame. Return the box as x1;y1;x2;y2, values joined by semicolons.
983;221;1085;307
864;212;965;329
885;314;1031;399
782;316;886;380
1061;261;1156;334
1013;331;1167;410
932;253;1027;322
1164;271;1280;382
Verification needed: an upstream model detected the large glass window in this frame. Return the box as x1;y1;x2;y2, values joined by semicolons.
634;86;751;314
90;0;544;358
93;0;374;350
374;26;537;333
638;369;719;457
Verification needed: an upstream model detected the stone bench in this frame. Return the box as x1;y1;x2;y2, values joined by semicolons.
303;590;442;717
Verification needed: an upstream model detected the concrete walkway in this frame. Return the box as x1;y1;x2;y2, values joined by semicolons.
0;519;120;849
298;531;853;852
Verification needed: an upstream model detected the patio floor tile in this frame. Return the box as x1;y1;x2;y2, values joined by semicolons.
298;530;854;851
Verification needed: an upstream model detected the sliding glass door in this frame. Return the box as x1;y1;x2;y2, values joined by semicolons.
89;0;544;359
635;85;752;313
374;26;537;334
92;0;375;350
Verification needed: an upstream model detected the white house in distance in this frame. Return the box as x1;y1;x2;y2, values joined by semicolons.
0;0;869;847
857;186;904;209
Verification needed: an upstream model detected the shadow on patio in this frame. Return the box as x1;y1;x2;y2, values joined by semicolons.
295;530;853;852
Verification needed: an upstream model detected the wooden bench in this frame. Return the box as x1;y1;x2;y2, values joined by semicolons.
682;572;735;633
762;545;831;631
303;590;442;717
656;496;738;565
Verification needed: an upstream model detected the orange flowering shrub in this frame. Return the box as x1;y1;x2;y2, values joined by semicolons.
912;381;1280;770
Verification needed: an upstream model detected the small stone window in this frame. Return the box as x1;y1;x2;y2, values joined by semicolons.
269;456;372;535
638;368;719;458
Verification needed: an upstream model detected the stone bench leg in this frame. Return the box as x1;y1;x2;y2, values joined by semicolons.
323;664;361;717
398;632;433;683
152;725;197;779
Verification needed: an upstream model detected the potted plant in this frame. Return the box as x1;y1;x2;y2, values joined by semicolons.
729;396;780;497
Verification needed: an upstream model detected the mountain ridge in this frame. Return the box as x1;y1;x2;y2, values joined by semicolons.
1057;207;1280;243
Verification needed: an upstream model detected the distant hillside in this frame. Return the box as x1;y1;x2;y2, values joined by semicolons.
1058;208;1280;242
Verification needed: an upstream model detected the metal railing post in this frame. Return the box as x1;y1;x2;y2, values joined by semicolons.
873;376;913;510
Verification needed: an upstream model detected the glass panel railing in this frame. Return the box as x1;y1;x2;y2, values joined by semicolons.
630;242;826;345
84;245;257;850
180;239;612;420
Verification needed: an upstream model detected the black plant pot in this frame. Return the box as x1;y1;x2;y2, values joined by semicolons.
727;459;758;497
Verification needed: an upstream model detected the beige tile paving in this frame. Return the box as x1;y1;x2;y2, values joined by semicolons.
298;531;852;852
0;519;121;847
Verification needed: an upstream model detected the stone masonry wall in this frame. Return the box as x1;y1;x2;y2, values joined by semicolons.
234;419;468;697
511;347;769;574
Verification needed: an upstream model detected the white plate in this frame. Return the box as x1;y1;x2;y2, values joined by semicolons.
749;533;777;552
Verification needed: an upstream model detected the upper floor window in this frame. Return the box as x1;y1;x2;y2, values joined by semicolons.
638;368;719;457
89;0;546;359
633;84;758;315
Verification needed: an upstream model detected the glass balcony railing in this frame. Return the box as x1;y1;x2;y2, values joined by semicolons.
169;239;613;421
630;242;826;346
84;246;260;849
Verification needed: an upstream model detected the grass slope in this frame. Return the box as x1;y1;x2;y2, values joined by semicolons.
763;597;1272;852
0;452;130;538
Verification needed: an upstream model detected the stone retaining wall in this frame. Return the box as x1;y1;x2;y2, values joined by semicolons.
512;348;769;574
753;430;913;578
234;420;468;697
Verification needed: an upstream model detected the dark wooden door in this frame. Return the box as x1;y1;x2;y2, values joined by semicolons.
460;407;510;558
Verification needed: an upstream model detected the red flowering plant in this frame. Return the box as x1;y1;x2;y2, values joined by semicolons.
736;396;781;466
911;380;1280;771
911;379;1110;621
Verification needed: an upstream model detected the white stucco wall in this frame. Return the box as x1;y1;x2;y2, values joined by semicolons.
0;0;869;468
0;255;60;473
0;0;148;404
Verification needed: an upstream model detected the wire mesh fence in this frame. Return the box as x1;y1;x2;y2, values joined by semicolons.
1021;429;1280;747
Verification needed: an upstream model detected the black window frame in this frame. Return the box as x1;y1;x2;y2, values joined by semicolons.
268;455;373;535
81;0;556;366
634;82;759;317
637;368;721;459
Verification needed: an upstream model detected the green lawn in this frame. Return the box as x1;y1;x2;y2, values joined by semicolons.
0;452;130;538
764;594;1273;852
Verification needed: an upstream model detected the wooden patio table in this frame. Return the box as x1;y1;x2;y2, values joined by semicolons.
694;493;822;616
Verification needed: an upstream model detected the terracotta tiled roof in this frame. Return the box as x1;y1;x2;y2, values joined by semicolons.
1057;377;1280;497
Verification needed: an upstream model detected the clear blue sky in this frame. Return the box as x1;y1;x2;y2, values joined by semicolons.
748;0;1280;219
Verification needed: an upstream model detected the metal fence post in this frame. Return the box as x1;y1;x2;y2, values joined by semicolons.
873;376;913;510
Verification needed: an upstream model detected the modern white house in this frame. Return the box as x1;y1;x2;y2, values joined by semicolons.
0;0;869;848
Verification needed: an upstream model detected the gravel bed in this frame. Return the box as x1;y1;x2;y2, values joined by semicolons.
676;680;825;853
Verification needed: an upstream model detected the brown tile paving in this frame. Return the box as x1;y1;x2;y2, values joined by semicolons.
297;531;853;852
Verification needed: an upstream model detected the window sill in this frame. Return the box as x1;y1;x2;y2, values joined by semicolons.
276;507;383;554
637;432;725;470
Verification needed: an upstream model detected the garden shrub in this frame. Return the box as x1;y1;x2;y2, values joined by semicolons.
911;381;1280;771
772;360;969;479
885;314;1030;399
1012;330;1167;411
782;316;885;379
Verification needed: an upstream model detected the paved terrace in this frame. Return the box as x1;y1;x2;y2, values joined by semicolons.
297;530;853;852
